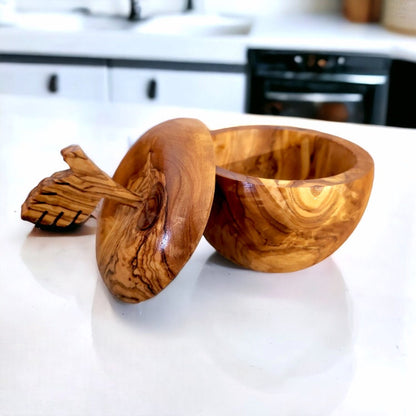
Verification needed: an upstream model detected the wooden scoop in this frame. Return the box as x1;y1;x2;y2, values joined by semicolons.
21;145;143;230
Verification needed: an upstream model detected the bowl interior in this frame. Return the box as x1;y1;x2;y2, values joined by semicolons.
211;126;357;180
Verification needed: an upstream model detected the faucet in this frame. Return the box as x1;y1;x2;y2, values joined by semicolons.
185;0;193;11
129;0;141;21
129;0;192;21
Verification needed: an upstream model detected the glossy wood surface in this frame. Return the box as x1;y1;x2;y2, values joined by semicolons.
96;118;216;303
21;145;142;230
204;125;374;272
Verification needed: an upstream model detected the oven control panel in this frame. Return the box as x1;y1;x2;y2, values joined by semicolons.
249;50;390;75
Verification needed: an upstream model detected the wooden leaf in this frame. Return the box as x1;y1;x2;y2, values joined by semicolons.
21;145;142;230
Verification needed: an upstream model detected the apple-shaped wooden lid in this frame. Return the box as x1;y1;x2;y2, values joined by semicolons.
96;118;216;303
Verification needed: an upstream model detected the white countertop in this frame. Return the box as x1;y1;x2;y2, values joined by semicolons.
1;11;416;64
0;94;415;415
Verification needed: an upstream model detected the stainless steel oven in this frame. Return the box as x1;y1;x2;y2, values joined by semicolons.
247;50;391;124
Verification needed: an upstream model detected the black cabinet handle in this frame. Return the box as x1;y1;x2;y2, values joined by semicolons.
47;74;59;93
147;79;157;100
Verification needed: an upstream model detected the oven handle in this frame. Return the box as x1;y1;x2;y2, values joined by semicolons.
258;71;388;85
265;91;364;103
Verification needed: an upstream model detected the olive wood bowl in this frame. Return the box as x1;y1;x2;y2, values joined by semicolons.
203;125;374;272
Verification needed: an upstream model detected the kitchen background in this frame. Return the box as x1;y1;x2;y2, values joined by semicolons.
0;0;415;127
11;0;342;16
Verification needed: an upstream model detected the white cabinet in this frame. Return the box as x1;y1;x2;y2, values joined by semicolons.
109;67;246;112
0;59;247;111
0;62;109;100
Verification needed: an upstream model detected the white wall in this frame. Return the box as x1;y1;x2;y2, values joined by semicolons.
16;0;88;11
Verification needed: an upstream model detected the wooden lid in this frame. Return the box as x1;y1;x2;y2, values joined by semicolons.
96;118;216;303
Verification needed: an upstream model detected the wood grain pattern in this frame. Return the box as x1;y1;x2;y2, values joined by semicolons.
21;145;142;230
204;125;374;272
96;118;216;303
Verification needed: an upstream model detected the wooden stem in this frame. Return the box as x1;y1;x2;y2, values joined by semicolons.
60;145;143;207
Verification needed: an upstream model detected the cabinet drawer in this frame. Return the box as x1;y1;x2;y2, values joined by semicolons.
109;67;246;112
0;63;109;100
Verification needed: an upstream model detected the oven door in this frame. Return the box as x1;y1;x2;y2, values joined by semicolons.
263;91;365;123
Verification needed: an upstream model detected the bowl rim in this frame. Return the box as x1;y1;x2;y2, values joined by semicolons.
210;125;374;187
